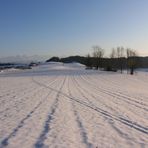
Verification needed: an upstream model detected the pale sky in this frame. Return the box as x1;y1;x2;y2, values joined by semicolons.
0;0;148;58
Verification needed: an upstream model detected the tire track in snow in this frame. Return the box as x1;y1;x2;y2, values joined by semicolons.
24;75;148;136
84;73;148;106
85;71;148;105
34;76;66;148
71;76;136;146
73;75;147;123
72;75;119;117
0;83;43;114
0;77;60;147
67;77;93;148
70;94;148;135
0;77;36;96
0;76;58;115
73;75;148;132
80;71;148;105
36;78;148;136
79;75;146;124
70;75;148;147
81;74;148;111
73;75;148;142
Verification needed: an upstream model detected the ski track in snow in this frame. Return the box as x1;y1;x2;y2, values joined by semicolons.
69;75;147;147
0;63;148;148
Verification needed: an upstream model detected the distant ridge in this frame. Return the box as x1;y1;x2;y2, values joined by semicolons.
0;55;49;63
46;56;148;68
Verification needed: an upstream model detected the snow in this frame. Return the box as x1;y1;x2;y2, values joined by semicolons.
0;68;20;73
0;63;148;148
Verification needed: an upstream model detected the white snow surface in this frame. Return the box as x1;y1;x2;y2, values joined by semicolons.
0;62;148;148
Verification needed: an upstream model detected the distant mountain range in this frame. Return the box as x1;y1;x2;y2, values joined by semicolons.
0;55;50;63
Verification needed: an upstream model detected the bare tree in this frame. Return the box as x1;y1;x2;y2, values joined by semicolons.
108;48;117;71
126;48;137;75
85;53;92;69
92;46;104;69
110;48;116;59
126;48;130;74
116;46;125;73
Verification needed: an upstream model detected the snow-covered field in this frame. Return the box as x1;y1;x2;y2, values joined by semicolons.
0;62;148;148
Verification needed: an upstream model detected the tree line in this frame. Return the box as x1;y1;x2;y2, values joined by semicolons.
46;46;148;75
86;46;138;75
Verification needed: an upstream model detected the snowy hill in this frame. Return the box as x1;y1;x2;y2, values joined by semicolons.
0;62;148;148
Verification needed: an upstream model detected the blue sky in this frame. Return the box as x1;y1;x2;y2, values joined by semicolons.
0;0;148;58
